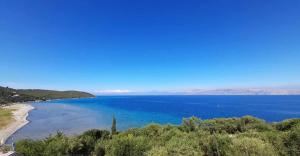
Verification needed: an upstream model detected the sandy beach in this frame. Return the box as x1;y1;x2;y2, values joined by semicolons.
0;104;34;145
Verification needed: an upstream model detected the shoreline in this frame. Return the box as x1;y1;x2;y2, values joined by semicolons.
0;103;34;145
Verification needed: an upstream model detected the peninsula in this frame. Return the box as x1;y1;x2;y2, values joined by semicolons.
0;86;95;105
0;86;95;146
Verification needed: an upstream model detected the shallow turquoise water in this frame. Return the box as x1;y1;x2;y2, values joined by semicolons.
7;95;300;143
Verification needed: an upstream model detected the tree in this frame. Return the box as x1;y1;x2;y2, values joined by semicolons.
111;115;117;135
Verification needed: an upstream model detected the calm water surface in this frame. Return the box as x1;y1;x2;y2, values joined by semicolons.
7;95;300;143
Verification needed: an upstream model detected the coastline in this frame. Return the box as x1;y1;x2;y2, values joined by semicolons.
0;103;34;145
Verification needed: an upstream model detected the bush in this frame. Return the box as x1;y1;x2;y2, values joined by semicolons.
81;129;110;140
146;146;168;156
283;125;300;156
105;134;150;156
200;116;270;134
165;134;203;156
43;133;70;156
231;137;278;156
274;119;300;131
94;141;106;156
72;129;110;155
16;139;45;156
200;134;233;156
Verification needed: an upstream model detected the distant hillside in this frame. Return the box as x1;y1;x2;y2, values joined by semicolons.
179;88;300;95
0;86;95;105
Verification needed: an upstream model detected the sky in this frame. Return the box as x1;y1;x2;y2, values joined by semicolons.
0;0;300;93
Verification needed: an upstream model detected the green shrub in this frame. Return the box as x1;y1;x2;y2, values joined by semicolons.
43;134;70;156
72;129;110;155
93;140;106;156
200;116;270;134
231;137;278;156
274;119;300;131
165;134;203;156
16;139;45;156
200;134;233;156
146;146;168;156
81;129;110;140
105;134;150;156
283;125;300;156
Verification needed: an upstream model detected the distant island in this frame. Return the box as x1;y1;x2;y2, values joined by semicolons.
0;86;95;105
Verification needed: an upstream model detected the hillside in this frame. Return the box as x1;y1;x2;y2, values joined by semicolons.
0;86;95;105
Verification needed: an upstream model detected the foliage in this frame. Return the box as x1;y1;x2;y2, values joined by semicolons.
200;134;232;156
230;136;278;156
15;116;300;156
283;125;300;156
105;134;149;156
15;139;45;156
94;141;106;156
273;118;300;131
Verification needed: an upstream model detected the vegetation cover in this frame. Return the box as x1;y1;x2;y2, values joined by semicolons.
0;108;14;129
0;86;95;105
15;116;300;156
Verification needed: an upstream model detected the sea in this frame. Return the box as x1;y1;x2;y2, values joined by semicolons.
7;95;300;143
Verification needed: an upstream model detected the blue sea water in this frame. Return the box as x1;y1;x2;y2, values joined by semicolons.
7;95;300;143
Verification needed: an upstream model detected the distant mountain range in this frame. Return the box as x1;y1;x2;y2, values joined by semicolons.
176;88;300;95
0;86;95;105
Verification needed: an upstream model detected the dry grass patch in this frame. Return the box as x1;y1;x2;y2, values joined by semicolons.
0;108;15;129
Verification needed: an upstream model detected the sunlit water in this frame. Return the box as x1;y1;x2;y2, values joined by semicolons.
7;95;300;143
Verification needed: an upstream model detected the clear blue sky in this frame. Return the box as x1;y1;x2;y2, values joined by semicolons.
0;0;300;92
